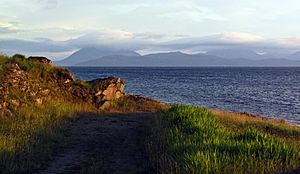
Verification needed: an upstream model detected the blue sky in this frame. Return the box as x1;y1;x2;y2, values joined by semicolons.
1;0;300;59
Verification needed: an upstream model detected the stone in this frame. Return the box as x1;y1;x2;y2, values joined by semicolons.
64;79;72;84
115;90;124;99
11;100;20;107
99;100;112;111
41;89;51;96
1;109;14;118
28;56;52;65
36;98;43;105
95;90;103;96
88;77;125;104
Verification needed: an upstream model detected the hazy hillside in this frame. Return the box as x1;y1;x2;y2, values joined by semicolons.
290;51;300;60
206;49;267;60
56;47;140;66
54;46;300;67
77;52;230;66
75;51;300;67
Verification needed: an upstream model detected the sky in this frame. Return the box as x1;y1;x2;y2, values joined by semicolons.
1;0;300;59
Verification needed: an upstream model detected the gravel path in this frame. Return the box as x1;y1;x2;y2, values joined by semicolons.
35;113;155;174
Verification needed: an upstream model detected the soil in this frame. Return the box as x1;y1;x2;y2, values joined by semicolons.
35;113;156;174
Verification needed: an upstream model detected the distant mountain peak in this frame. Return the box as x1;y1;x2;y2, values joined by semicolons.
55;46;140;66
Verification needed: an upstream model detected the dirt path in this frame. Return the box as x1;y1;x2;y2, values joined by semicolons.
36;113;156;174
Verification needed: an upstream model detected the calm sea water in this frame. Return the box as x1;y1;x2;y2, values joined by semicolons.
68;67;300;124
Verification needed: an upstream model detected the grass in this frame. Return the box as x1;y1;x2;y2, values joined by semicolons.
0;54;58;81
8;54;55;79
210;109;300;145
148;105;300;174
0;100;95;174
102;95;168;112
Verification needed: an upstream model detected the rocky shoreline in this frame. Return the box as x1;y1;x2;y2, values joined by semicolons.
0;55;297;126
0;55;165;117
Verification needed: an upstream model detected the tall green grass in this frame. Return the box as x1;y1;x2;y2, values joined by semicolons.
149;105;300;174
0;100;93;174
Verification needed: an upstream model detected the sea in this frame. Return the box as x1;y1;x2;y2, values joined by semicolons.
67;67;300;125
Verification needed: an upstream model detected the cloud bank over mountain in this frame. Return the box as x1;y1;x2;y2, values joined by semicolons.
2;31;300;60
1;0;300;60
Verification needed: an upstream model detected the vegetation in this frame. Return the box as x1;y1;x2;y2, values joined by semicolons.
103;95;168;112
1;54;299;173
8;54;56;79
0;55;8;78
0;100;94;174
211;110;300;145
0;54;96;173
148;105;300;174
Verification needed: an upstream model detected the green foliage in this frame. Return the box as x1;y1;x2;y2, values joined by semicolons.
149;105;300;174
0;100;93;174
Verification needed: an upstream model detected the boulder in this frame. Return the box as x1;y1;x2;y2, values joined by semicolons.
88;77;125;108
28;56;52;65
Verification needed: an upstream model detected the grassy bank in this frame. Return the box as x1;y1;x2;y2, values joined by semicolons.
148;105;300;174
104;95;168;112
0;100;94;174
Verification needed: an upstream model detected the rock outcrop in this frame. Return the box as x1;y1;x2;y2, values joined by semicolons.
0;56;127;116
88;77;125;108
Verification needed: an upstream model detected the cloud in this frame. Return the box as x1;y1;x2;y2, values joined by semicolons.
0;39;72;52
277;37;300;48
0;23;19;34
37;0;58;9
66;30;134;47
220;32;265;43
1;31;300;60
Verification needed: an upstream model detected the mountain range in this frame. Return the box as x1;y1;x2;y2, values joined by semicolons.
55;47;300;67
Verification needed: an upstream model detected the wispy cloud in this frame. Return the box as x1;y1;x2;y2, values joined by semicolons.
0;22;19;34
220;32;264;43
